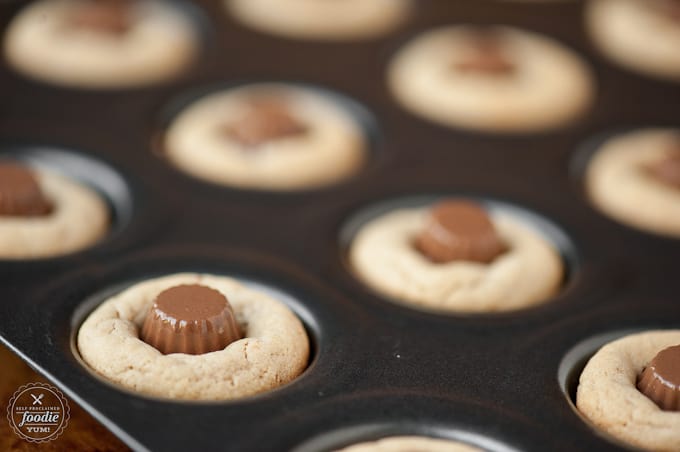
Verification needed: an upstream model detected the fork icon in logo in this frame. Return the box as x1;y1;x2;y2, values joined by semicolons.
30;393;44;405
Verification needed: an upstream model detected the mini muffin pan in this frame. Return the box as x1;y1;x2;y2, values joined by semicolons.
1;1;679;450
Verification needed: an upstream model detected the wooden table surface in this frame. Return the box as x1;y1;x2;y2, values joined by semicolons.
0;343;129;451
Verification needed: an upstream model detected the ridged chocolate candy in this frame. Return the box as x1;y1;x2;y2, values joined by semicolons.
140;284;243;355
415;200;506;264
224;98;307;148
0;162;53;217
637;344;680;411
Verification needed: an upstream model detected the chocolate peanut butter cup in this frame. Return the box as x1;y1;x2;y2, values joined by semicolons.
224;98;308;148
651;0;680;23
140;284;243;355
415;200;506;264
0;162;53;217
637;344;680;411
70;0;133;35
646;142;680;189
453;29;515;75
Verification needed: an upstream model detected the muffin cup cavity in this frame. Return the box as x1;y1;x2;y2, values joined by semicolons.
558;328;680;450
154;81;380;192
71;271;321;402
294;423;519;452
340;195;579;315
4;0;211;89
572;127;680;239
0;145;133;260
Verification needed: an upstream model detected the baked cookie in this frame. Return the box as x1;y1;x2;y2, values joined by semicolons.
0;162;109;259
4;0;199;88
576;330;680;451
585;128;680;238
77;273;310;400
164;83;367;190
348;199;563;313
335;436;480;452
225;0;411;41
387;25;594;132
586;0;680;81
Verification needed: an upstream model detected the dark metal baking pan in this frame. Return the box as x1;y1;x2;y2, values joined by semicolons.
1;0;679;450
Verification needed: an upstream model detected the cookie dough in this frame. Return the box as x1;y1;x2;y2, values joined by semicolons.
387;25;594;132
225;0;411;41
335;436;480;452
77;273;310;400
585;128;680;237
348;203;563;312
0;165;109;259
164;83;367;190
576;330;680;451
4;0;199;88
586;0;680;81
